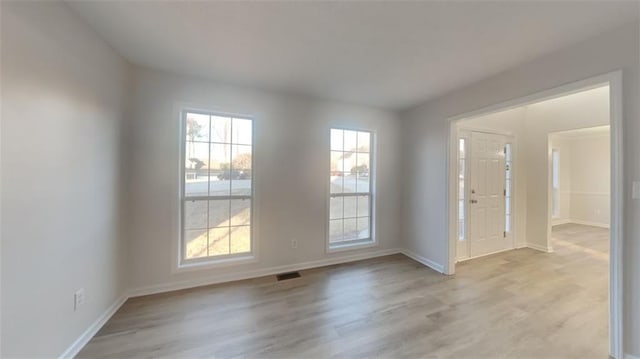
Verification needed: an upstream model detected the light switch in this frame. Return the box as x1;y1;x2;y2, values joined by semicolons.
633;181;640;200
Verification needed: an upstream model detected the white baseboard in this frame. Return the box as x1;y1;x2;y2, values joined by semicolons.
526;242;554;253
129;248;401;297
400;249;445;274
625;353;640;359
59;247;449;357
567;219;610;229
59;294;128;358
552;218;572;226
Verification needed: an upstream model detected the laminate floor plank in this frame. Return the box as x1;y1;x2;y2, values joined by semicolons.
78;224;608;358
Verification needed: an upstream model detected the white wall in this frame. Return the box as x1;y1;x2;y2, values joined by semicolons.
559;133;611;227
400;21;640;356
125;65;402;293
1;2;130;357
523;86;610;249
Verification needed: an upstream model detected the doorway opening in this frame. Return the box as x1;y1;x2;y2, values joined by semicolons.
446;72;622;358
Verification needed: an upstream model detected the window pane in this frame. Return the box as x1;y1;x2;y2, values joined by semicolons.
210;144;231;196
185;229;208;259
344;196;357;218
343;173;357;193
343;218;358;240
458;220;465;241
185;113;209;142
182;113;253;262
357;195;369;217
357;217;370;239
230;145;252;196
231;170;251;196
344;130;358;152
506;199;511;215
505;143;512;161
356;153;370;175
329;128;374;247
230;199;251;226
185;142;210;197
329;220;343;242
230;226;251;254
208;227;230;256
330;197;343;220
331;151;344;173
232;145;252;170
330;151;347;193
344;130;357;152
208;200;230;228
458;200;465;220
331;129;344;151
211;115;231;143
506;215;511;233
356;173;369;193
342;151;356;175
232;118;252;145
357;131;370;153
330;172;344;194
184;200;208;229
459;138;466;159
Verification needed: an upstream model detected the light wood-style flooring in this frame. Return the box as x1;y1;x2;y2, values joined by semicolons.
78;224;609;358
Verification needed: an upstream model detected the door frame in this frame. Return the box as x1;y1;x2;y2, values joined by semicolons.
455;128;516;261
445;71;623;359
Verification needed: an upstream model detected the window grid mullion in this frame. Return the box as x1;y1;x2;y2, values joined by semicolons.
182;112;253;263
206;115;212;256
329;128;373;245
342;131;345;238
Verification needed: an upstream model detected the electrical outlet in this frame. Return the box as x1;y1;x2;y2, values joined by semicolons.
74;289;85;311
291;239;298;249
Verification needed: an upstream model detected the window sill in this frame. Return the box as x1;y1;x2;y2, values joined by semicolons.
327;239;377;253
175;254;256;273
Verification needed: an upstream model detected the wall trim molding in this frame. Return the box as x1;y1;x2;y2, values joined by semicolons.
57;247;457;357
567;219;610;229
552;219;610;229
59;294;128;358
129;248;401;298
400;249;445;274
526;242;554;253
552;218;572;226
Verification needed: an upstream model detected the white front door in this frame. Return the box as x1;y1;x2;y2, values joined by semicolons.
467;131;511;258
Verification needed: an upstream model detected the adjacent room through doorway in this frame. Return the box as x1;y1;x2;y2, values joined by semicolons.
450;84;612;355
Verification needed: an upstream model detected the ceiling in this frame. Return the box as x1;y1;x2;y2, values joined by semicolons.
66;1;638;110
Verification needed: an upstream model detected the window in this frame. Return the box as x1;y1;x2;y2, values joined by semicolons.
181;111;253;263
552;149;560;218
458;138;467;241
505;143;512;234
329;128;373;248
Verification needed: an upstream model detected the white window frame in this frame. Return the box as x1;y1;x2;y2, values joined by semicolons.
551;149;560;219
179;109;255;267
457;136;468;242
505;142;513;235
327;127;376;252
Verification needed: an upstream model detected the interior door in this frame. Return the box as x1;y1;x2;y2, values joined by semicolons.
468;131;510;258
